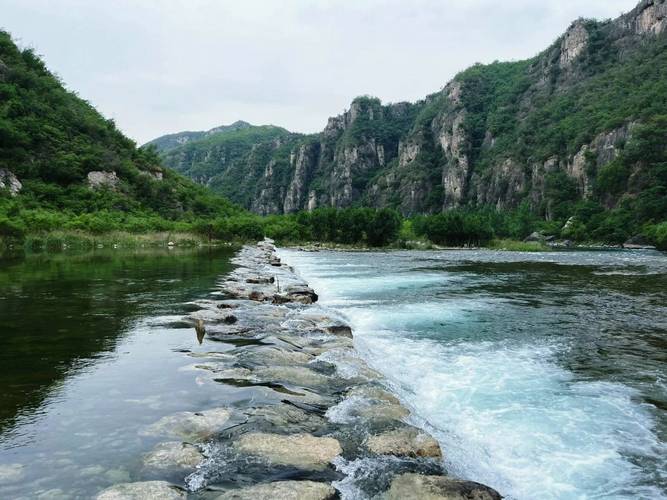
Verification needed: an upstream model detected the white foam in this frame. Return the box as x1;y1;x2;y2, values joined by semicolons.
280;249;667;500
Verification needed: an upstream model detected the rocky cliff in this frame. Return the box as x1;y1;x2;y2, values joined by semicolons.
149;0;667;218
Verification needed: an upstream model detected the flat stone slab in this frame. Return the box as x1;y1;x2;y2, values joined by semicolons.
365;426;442;458
216;480;336;500
244;403;328;433
140;407;231;441
240;346;314;366
95;481;186;500
386;473;502;500
142;442;204;471
254;366;331;387
234;432;342;470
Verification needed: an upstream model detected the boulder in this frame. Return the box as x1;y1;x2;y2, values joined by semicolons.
243;403;327;433
95;481;186;500
249;291;267;302
87;170;119;190
386;473;502;500
142;442;204;471
523;231;544;242
216;481;336;500
325;325;353;338
141;407;231;441
233;433;342;470
365;426;442;458
0;169;22;196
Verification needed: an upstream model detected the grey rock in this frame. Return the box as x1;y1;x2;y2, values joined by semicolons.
142;442;204;471
0;169;22;196
95;481;186;500
233;433;342;470
365;426;442;458
141;407;231;441
87;170;119;190
216;481;336;500
386;473;502;500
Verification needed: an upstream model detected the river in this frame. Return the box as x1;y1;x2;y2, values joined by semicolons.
280;248;667;499
0;247;665;499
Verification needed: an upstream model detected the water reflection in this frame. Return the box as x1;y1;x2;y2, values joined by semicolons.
0;247;234;435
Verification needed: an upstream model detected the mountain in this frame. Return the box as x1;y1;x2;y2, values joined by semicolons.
150;0;667;234
0;30;238;231
145;120;253;154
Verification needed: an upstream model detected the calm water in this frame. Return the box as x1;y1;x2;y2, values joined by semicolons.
0;247;238;499
280;248;667;500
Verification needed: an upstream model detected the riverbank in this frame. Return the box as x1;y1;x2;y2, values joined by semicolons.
94;239;502;499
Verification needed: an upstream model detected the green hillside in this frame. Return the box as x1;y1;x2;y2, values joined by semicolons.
0;30;239;244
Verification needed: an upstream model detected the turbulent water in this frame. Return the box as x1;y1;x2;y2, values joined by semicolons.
279;248;667;500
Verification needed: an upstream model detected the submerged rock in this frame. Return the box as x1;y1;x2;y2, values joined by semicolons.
386;473;502;500
141;407;231;441
234;432;342;470
95;481;186;500
365;426;442;458
216;480;336;500
0;463;24;484
142;442;204;471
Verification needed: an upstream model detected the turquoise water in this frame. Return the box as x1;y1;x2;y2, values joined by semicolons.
280;248;667;500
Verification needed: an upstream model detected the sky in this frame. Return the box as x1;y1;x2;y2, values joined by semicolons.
1;0;639;144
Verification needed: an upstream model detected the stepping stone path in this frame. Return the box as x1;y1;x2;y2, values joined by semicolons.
103;239;501;499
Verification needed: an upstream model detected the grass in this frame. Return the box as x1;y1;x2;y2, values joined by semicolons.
2;230;211;252
488;239;549;252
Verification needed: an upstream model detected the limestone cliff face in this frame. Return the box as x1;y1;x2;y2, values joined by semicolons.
283;142;320;213
153;0;663;216
559;21;590;68
622;0;667;35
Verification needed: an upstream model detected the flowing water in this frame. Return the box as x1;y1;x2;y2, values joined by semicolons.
0;247;238;499
1;246;666;499
279;248;667;500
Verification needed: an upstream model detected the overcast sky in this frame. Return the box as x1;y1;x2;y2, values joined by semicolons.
1;0;638;144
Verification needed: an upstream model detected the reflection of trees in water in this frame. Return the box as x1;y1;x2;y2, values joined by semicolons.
0;248;233;435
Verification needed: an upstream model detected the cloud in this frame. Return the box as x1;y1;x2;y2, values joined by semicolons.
0;0;638;143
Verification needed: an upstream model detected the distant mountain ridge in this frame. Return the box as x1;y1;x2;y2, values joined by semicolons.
148;0;667;231
145;120;253;154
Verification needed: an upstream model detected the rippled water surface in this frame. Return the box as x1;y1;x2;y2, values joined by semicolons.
280;248;667;500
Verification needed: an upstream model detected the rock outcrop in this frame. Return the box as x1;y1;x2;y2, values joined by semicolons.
151;0;663;219
87;170;119;190
0;169;21;196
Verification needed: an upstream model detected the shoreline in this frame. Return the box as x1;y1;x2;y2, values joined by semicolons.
96;239;502;499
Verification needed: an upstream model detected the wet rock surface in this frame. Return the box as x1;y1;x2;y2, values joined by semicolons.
234;433;342;470
215;480;336;500
106;239;501;499
386;473;502;500
143;442;205;472
95;480;186;499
